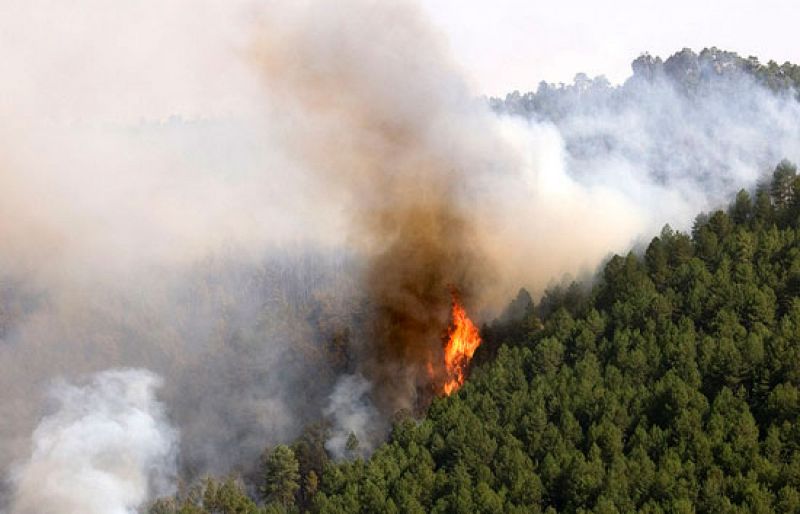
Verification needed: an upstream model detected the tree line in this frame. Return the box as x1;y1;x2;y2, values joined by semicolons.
492;47;800;120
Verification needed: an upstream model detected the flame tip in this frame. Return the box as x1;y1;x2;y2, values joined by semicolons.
439;293;481;396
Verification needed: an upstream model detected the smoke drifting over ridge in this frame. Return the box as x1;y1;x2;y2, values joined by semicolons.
1;0;800;510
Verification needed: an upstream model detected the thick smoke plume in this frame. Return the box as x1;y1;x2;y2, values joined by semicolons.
1;0;800;507
7;369;176;514
250;0;638;414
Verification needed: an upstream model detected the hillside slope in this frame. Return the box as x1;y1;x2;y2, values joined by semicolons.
150;158;800;513
306;160;800;514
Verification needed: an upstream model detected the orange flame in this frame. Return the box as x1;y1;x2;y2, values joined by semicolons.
442;293;481;395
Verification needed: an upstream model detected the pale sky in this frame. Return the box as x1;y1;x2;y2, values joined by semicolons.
2;0;797;121
422;0;800;96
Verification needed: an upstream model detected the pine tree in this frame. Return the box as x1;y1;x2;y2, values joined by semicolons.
260;445;301;508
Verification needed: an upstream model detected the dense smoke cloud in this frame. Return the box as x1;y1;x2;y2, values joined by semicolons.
0;0;354;495
251;0;487;411
7;369;176;514
0;0;800;509
251;0;642;415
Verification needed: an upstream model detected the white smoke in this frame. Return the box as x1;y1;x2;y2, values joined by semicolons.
7;369;177;514
323;375;383;460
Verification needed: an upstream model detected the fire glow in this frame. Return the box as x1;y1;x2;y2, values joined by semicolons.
442;293;482;395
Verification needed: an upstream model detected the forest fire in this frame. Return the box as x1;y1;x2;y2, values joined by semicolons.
441;292;482;395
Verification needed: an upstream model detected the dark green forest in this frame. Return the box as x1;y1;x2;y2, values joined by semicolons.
149;154;800;513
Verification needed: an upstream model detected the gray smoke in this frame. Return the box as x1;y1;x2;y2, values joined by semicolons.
323;374;383;460
6;369;176;514
496;50;800;229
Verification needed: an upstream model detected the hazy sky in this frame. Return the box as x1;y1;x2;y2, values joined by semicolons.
422;0;800;96
3;0;797;122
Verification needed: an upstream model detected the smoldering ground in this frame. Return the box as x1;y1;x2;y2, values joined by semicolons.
1;0;800;512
